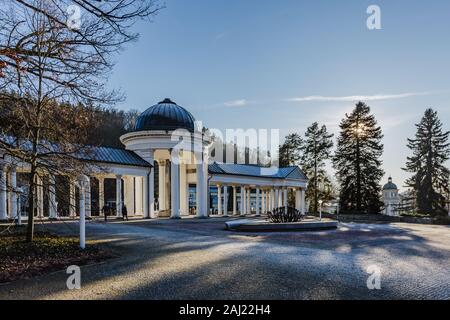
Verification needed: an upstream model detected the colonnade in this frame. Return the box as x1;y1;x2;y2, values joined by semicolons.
0;162;147;220
0;160;307;221
213;184;306;216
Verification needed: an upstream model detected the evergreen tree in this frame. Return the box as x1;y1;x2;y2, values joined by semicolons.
279;133;303;167
333;102;384;214
301;122;334;213
403;108;450;216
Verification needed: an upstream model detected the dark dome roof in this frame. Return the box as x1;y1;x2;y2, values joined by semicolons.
383;177;398;190
134;98;196;132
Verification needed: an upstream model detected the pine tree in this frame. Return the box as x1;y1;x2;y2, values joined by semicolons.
279;133;303;167
333;102;384;214
403;108;450;216
301;122;334;213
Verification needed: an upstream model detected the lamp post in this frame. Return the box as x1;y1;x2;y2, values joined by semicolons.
318;199;323;221
77;175;89;249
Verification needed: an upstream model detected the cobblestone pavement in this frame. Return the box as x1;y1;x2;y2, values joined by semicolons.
1;218;449;300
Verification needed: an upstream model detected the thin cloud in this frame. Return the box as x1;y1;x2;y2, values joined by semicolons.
224;99;248;107
214;32;227;41
287;91;437;102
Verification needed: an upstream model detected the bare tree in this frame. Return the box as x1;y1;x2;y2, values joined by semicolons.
0;0;161;241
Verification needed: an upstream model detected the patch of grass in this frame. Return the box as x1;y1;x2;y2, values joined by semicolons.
0;226;113;283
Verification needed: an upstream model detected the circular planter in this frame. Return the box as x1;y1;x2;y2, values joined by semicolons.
225;219;338;232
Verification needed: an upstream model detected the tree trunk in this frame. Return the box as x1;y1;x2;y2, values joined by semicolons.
314;157;318;213
26;164;37;242
356;117;362;212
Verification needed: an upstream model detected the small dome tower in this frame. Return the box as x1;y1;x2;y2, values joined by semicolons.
382;177;400;216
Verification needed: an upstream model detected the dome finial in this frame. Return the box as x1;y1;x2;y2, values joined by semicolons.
159;98;176;104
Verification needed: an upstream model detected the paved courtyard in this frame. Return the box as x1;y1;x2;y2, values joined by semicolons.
0;218;449;300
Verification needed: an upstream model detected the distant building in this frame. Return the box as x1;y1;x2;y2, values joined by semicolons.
382;177;400;216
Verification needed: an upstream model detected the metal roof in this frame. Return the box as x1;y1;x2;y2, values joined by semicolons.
82;147;150;167
134;98;196;133
1;135;150;167
208;162;307;180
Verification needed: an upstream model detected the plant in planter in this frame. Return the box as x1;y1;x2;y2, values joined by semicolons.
267;207;305;223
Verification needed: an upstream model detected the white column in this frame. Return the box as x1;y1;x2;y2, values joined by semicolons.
85;176;91;218
165;161;171;211
261;190;266;214
143;174;149;218
0;164;7;220
295;188;300;210
171;154;180;219
196;151;208;218
240;186;246;216
263;190;269;214
149;151;155;218
256;187;260;216
48;174;57;219
116;174;122;217
279;188;283;207
132;177;136;215
196;159;203;218
244;187;248;215
247;187;251;215
301;189;306;215
232;186;237;215
204;151;210;217
134;176;143;215
158;160;166;211
217;184;222;215
98;177;105;216
9;166;17;219
124;176;135;215
223;185;228;217
69;179;76;217
180;162;188;215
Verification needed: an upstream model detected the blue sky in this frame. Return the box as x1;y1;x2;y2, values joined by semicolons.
108;0;450;191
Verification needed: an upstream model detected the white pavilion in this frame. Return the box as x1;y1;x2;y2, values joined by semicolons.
0;99;308;221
